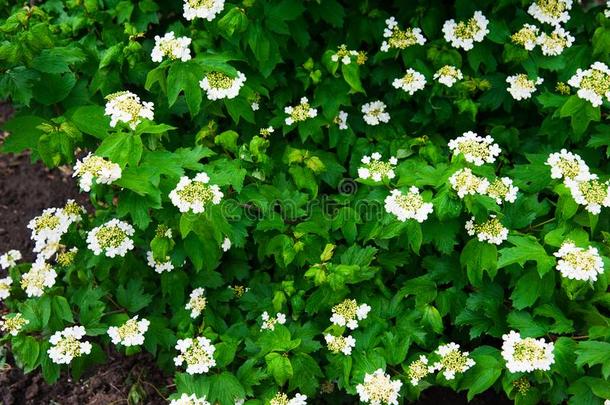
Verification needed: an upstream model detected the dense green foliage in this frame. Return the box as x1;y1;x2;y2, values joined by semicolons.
1;0;610;404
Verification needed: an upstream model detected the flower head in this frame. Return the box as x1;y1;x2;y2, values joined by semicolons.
565;176;610;215
486;177;519;204
48;325;92;364
554;241;604;282
151;32;192;62
260;126;275;137
174;336;216;374
392;69;426;95
527;0;572;26
442;11;489;50
381;17;426;52
567;62;610;107
465;215;509;245
183;0;225;21
169;173;224;214
361;101;390;126
330;299;370;329
325;334;356;355
27;207;73;258
384;187;433;223
449;168;490;198
107;316;150;347
331;44;358;64
358;153;397;182
545;150;592;182
433;65;463;87
0;313;29;336
335;110;348;130
261;311;287;331
269;392;308;405
511;24;540;50
86;219;135;258
21;260;57;297
186;288;207;318
104;91;154;129
428;342;476;380
0;249;21;270
73;153;122;192
356;369;402;405
506;74;544;100
221;237;231;252
147;251;174;273
199;71;246;100
501;330;555;373
448;131;501;166
284;97;318;125
0;276;12;300
407;355;430;385
537;27;574;56
169;393;211;405
57;247;78;267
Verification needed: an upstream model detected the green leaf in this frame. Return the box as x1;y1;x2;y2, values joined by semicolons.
510;269;542;310
288;353;323;396
167;61;205;115
575;341;610;379
31;46;86;74
559;96;600;139
460;347;503;401
460;239;497;286
96;132;143;167
0;115;46;154
12;336;40;372
265;352;293;385
498;235;555;276
116;280;153;312
207;372;246;405
68;105;110;139
341;63;365;93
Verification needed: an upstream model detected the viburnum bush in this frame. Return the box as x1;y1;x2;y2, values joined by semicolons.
1;0;610;403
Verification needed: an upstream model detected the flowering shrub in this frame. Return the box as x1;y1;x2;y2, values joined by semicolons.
1;0;610;404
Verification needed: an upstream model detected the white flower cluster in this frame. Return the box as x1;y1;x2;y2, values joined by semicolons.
511;24;540;51
331;44;358;64
108;316;150;347
527;0;572;27
20;261;57;297
0;276;12;300
565;175;610;215
146;250;174;273
554;242;605;282
330;299;370;329
169;172;223;214
501;330;555;373
506;74;544;100
448;131;501;166
356;369;402;405
185;288;207;318
335;110;348;130
0;313;29;336
358;153;397;182
384;187;433;223
465;215;509;245
73;153;122;192
545;149;591;182
174;336;216;374
183;0;225;21
269;392;308;405
486;177;519;205
86;219;135;258
169;393;211;405
381;17;426;52
606;0;610;18
284;97;318;125
199;71;246;100
261;311;287;331
428;342;476;380
406;355;431;386
104;91;154;130
48;325;92;364
392;69;426;95
537;27;574;56
27;205;81;260
0;249;21;269
151;32;192;62
449;168;490;198
361;101;390;126
567;62;610;107
325;334;356;355
442;11;489;50
433;65;463;87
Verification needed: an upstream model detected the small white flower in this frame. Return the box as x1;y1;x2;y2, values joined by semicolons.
356;369;402;405
567;61;610;107
0;250;21;270
27;207;72;259
384;187;433;223
511;24;540;50
73;153;122;192
527;0;572;27
221;237;231;252
86;219;135;258
361;101;390;126
200;71;246;100
325;334;356;355
183;0;225;21
261;311;287;331
565;175;610;215
381;17;426;52
146;251;174;273
448;131;501;166
331;44;358;64
169;172;223;214
174;336;216;374
486;177;519;204
107;316;150;347
104;91;154;130
449;168;490;198
0;313;29;336
442;11;489;50
48;325;92;364
465;215;509;245
185;288;207;318
428;342;476;380
407;355;430;386
433;65;463;87
358;153;397;182
169;393;211;405
0;276;12;300
545;149;592;182
270;392;308;405
284;97;318;125
537;27;574;56
251;101;259;111
501;330;555;373
330;299;370;330
392;69;426;95
335;110;348;130
151;32;192;62
554;241;604;282
506;74;544;100
20;260;57;297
